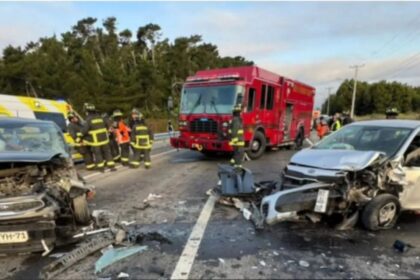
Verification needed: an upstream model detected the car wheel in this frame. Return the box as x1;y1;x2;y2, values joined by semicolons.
247;131;266;160
361;194;400;231
72;194;91;225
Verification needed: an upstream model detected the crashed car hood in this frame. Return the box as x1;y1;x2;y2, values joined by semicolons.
290;149;385;171
0;152;65;163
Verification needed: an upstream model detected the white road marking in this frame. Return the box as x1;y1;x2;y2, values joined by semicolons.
82;149;177;180
171;195;217;280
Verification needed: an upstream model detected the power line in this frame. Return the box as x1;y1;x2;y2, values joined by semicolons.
371;51;420;81
362;11;420;62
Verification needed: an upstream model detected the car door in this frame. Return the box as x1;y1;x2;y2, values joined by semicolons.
399;132;420;210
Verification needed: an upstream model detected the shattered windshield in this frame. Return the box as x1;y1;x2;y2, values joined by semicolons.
314;125;412;156
0;122;68;156
180;85;243;114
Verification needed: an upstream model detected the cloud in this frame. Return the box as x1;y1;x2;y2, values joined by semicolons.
0;2;80;50
256;52;420;108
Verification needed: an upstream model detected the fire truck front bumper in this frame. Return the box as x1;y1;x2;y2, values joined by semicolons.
170;136;234;152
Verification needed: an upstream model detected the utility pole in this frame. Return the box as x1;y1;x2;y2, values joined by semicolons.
326;87;333;115
349;64;365;118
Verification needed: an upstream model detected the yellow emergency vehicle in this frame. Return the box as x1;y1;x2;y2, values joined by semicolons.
0;93;83;161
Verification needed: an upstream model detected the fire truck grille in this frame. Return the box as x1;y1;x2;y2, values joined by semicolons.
190;119;218;133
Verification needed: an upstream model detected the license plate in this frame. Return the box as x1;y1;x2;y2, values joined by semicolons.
314;189;329;213
0;231;29;244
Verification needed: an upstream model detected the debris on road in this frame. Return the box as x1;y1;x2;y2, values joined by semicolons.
133;201;151;210
144;193;163;203
299;260;310;268
95;245;148;274
259;260;266;267
41;232;115;279
393;240;414;253
117;272;130;278
218;258;225;265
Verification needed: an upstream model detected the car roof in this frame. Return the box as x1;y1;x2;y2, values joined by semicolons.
0;116;54;125
350;119;420;129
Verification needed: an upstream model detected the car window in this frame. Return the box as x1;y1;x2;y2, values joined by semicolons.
314;125;412;157
0;122;68;156
404;133;420;167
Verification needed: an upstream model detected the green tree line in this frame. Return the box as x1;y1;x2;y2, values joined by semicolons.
0;17;253;116
322;79;420;115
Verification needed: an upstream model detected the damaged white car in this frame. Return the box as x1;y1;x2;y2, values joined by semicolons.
0;117;93;254
262;120;420;230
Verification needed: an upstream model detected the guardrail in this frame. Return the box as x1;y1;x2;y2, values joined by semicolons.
154;131;179;141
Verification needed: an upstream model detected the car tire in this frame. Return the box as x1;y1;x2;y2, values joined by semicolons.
72;194;91;225
361;194;400;231
247;131;266;160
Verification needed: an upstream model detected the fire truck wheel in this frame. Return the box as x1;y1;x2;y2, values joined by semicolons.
247;131;266;159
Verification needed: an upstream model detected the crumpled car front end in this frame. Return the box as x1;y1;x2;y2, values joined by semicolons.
0;193;59;254
261;150;392;227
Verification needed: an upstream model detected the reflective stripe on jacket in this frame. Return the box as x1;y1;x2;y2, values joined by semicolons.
130;123;154;149
229;116;245;147
331;120;342;131
83;114;110;146
68;122;84;147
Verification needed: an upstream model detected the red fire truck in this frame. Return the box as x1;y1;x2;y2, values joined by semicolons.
170;66;315;159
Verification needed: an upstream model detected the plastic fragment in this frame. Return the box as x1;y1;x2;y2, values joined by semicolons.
95;245;148;274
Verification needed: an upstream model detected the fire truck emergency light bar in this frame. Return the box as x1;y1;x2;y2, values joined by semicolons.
186;74;242;82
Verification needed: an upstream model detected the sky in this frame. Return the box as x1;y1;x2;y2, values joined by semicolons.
1;1;420;108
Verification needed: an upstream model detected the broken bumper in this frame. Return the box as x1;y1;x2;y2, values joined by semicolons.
170;136;234;152
261;182;333;225
0;194;58;254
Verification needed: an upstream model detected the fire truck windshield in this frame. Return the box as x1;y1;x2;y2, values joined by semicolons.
181;85;243;114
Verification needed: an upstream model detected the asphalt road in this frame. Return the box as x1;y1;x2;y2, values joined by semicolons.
2;140;420;279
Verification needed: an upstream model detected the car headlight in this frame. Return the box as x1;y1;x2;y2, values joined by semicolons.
179;121;188;127
222;121;229;128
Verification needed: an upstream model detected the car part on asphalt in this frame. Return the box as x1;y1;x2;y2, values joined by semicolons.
218;165;255;196
40;232;115;279
95;245;148;273
393;239;414;253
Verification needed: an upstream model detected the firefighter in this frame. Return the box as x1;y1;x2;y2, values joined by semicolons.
82;103;116;172
330;113;342;132
385;107;399;119
128;108;140;130
104;112;120;162
129;111;154;169
67;112;95;170
112;109;131;166
229;104;245;169
316;116;330;140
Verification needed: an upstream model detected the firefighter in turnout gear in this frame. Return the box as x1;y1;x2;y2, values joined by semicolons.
129;111;154;169
385;107;399;119
82;103;116;172
67;112;95;170
112;109;131;166
229;104;245;169
104;113;120;162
